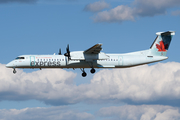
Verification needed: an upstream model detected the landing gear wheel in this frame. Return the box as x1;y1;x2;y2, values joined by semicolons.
90;68;96;74
82;72;87;77
13;69;16;74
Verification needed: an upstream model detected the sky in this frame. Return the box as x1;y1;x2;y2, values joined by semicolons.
0;0;180;119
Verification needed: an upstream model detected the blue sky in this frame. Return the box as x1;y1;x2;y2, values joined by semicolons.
0;0;180;119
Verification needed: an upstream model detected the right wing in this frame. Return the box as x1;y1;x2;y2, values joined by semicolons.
84;44;102;54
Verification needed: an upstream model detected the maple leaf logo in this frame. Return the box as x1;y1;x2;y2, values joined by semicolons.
156;40;168;52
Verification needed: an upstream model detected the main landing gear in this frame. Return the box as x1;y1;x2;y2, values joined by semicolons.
13;68;16;74
90;68;96;74
80;68;87;77
80;62;96;77
82;71;87;77
80;68;96;77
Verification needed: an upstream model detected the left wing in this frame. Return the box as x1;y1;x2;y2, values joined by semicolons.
84;44;102;54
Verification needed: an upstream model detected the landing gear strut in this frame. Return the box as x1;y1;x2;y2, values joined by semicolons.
88;62;96;74
80;68;87;77
13;68;16;74
80;62;96;77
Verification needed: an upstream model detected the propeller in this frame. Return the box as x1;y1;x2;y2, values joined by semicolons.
58;48;61;55
64;44;71;60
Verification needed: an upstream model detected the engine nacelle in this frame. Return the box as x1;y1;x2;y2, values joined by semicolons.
70;51;109;61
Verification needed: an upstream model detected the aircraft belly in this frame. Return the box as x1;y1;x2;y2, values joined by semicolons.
66;62;89;68
96;60;116;68
67;61;116;68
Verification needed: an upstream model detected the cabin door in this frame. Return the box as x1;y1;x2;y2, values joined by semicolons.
30;56;35;66
118;56;123;66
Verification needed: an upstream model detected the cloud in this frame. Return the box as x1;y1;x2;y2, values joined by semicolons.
97;105;180;120
92;0;180;23
0;106;94;120
0;63;77;105
0;0;38;4
2;62;180;106
0;105;180;120
93;5;135;23
172;10;180;16
84;1;110;12
89;62;180;106
133;0;180;16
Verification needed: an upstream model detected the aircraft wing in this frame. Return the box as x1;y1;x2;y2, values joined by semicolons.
70;43;108;60
84;44;102;54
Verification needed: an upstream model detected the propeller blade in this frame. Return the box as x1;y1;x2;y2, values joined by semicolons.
64;44;71;60
67;44;70;53
58;48;61;55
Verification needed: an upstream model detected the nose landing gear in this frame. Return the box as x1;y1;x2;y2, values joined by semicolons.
13;68;16;74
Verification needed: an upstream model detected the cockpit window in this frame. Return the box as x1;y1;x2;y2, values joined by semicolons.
15;57;25;60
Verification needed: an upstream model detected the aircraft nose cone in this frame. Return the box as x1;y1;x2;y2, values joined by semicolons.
6;62;13;68
6;63;10;68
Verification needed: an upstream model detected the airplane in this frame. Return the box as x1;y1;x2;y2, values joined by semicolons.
6;31;175;77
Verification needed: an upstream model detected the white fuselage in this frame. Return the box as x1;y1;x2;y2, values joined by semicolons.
6;51;168;69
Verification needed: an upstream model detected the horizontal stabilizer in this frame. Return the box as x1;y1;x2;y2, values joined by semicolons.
156;31;175;36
